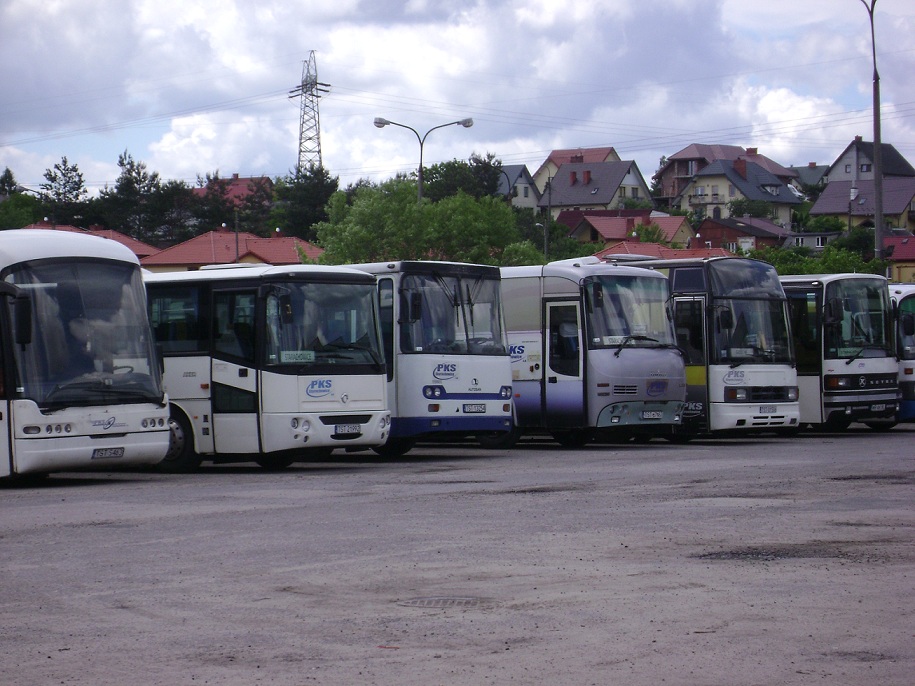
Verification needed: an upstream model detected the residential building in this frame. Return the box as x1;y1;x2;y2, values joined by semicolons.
695;216;790;253
497;164;540;210
677;158;802;226
790;162;829;190
652;143;745;207
531;146;620;194
785;231;840;253
538;161;652;220
825;136;915;184
192;172;275;206
567;212;692;247
809;177;915;233
141;226;322;272
885;235;915;282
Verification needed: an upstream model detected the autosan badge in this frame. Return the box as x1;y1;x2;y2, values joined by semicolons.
306;379;333;398
433;363;457;381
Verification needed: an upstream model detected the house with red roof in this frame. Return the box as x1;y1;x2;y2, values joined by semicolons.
192;173;274;206
538;161;652;219
695;216;791;253
19;220;159;259
885;235;915;282
568;213;693;247
140;226;323;272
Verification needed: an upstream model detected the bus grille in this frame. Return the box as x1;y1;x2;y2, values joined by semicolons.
747;387;792;402
613;385;639;395
319;415;372;425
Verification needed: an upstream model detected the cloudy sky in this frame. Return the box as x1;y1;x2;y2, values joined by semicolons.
2;0;913;197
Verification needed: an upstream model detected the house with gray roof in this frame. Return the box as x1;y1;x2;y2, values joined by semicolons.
825;136;915;184
809;177;915;233
538;161;652;219
676;158;802;226
497;164;540;210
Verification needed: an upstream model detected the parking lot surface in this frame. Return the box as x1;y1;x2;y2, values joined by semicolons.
2;427;913;685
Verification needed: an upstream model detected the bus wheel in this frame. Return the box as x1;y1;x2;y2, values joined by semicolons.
664;432;693;444
551;430;591;448
372;438;416;458
160;413;202;473
478;427;521;449
256;455;296;470
864;420;897;432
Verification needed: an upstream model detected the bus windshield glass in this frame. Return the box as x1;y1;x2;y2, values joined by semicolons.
7;260;163;408
399;273;506;355
898;296;915;360
583;275;675;349
711;297;793;365
265;282;383;367
824;278;892;360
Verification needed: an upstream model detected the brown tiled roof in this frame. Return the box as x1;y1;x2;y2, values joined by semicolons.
191;173;274;207
141;229;323;267
885;235;915;262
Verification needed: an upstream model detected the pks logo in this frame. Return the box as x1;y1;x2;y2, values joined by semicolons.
722;370;746;385
306;379;333;398
434;363;457;381
646;379;668;396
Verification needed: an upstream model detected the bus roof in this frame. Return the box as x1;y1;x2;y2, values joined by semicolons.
779;273;888;287
502;257;669;282
144;263;376;285
0;229;141;268
346;260;501;278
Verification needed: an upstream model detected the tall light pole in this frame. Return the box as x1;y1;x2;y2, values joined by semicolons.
861;0;884;263
374;117;474;202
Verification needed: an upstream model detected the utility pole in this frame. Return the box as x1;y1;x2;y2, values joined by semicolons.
289;51;331;172
861;0;884;263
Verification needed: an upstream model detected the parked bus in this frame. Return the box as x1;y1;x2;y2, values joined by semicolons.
145;264;390;470
781;273;897;430
347;261;513;456
0;229;169;478
623;256;799;437
500;256;685;446
889;283;915;423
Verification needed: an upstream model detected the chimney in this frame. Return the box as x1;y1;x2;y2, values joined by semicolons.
808;162;817;168
855;135;863;143
570;171;578;185
232;173;240;179
734;158;747;179
583;169;592;185
571;153;584;163
746;147;758;156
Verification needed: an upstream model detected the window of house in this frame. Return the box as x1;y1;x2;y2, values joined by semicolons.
695;186;705;196
816;236;827;248
795;237;804;247
861;163;872;172
711;185;719;196
523;186;529;198
631;187;639;199
729;184;736;197
619;187;627;198
725;242;738;252
845;164;852;173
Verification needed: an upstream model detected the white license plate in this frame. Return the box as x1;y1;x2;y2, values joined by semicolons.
871;403;885;412
335;424;360;435
641;411;663;420
760;405;776;414
463;404;486;413
92;447;125;460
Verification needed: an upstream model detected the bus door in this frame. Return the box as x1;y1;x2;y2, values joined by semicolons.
544;301;585;427
211;289;260;454
0;403;9;478
786;289;823;423
672;296;709;431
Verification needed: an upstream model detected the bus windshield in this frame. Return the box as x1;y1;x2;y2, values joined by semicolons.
824;279;892;360
898;296;915;360
399;273;506;355
711;297;793;366
7;260;163;408
265;281;383;367
583;275;675;349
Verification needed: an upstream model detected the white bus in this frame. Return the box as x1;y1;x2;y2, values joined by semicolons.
0;229;169;478
627;257;799;438
889;283;915;423
145;264;390;470
347;261;513;456
500;257;686;446
781;273;897;430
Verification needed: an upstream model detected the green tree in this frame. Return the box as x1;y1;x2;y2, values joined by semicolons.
193;172;235;232
270;164;339;241
633;223;668;244
96;151;162;243
727;198;775;220
39;156;88;225
806;215;846;233
150;179;198;245
0;167;17;195
423;152;502;202
425;192;518;264
0;192;42;229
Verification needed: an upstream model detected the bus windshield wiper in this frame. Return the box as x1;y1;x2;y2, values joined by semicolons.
845;343;890;365
614;335;659;357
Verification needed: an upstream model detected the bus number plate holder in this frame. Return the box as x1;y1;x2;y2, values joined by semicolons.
335;424;360;435
92;447;125;460
463;404;486;413
871;403;885;412
641;411;663;420
759;405;776;414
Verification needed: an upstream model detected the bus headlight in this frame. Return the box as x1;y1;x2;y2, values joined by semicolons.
423;385;445;398
500;386;512;398
724;387;748;402
787;386;799;401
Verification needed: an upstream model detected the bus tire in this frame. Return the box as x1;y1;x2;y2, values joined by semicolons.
551;430;591;448
256;455;296;470
160;413;202;473
372;438;416;458
478;427;521;449
864;420;896;432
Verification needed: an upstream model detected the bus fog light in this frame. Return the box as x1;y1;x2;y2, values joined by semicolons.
291;418;298;429
65;424;72;433
24;426;40;435
610;416;621;423
428;404;440;412
142;419;148;428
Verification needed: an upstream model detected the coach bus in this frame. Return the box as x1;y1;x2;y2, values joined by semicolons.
621;256;799;438
499;256;685;446
145;264;390;470
889;283;915;423
347;261;513;456
781;273;897;429
0;229;169;478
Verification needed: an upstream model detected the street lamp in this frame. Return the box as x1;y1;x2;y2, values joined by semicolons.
373;117;474;201
861;0;884;262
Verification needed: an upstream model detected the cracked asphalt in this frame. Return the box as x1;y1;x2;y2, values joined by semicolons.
1;426;913;685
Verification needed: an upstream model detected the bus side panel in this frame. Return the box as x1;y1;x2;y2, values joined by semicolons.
1;400;10;478
798;375;824;424
212;358;259;454
508;331;543;428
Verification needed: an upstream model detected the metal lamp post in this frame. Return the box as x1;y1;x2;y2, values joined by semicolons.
373;117;474;202
861;0;884;262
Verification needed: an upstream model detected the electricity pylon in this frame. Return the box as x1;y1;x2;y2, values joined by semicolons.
289;51;330;172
